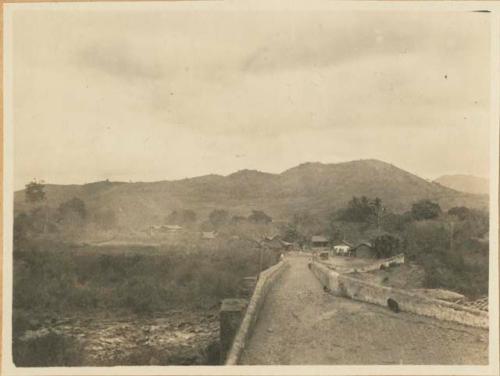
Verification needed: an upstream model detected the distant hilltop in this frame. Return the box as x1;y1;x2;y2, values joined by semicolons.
434;174;489;196
15;159;488;229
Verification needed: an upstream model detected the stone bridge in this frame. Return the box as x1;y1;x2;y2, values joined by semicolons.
221;254;488;365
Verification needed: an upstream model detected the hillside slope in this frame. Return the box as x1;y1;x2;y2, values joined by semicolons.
14;159;488;228
434;174;489;195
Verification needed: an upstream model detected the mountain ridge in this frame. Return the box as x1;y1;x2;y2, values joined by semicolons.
15;159;488;228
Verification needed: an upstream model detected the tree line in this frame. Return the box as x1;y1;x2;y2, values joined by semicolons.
15;180;275;242
280;194;489;297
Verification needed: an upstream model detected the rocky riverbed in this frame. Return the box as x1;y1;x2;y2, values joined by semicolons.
14;309;220;366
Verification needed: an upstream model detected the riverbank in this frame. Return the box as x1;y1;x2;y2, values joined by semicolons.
14;308;219;366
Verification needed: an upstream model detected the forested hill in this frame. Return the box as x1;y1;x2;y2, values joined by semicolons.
14;159;488;228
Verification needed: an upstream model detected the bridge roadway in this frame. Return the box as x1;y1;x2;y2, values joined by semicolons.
240;255;488;365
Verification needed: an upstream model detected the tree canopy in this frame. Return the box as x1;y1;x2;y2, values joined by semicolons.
372;234;400;258
411;199;441;220
25;180;46;204
338;196;384;224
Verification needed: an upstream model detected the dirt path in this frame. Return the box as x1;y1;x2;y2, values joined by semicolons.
240;255;488;365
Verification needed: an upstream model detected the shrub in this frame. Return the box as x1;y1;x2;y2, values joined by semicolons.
13;239;277;314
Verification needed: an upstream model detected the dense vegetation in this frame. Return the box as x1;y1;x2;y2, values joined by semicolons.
13;239;278;366
15;179;489;302
281;196;489;298
14;180;278;243
14;240;278;315
14;180;280;365
14;181;280;319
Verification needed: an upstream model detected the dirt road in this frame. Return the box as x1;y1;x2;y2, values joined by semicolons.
240;255;488;365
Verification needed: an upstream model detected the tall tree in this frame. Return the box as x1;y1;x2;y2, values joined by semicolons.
25;180;46;204
369;197;385;228
24;179;49;233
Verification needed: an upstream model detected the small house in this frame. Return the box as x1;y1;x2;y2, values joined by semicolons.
333;241;352;256
311;235;329;248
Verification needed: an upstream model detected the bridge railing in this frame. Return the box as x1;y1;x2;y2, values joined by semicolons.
309;260;488;328
223;258;289;365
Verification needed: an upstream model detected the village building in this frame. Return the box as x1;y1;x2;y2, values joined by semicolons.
311;235;329;248
333;240;353;256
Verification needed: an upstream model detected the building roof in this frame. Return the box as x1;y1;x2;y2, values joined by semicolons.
353;241;373;250
312;235;328;243
334;240;353;248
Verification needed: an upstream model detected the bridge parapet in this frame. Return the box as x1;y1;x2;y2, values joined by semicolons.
317;253;405;274
310;261;488;328
223;259;289;365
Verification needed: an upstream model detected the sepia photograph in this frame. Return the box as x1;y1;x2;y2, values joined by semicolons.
2;1;499;375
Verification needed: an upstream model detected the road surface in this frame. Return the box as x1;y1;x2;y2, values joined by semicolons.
240;255;488;365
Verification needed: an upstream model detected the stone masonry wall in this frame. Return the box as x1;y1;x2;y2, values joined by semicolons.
310;261;488;328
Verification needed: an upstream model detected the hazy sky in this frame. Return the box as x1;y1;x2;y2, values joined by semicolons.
9;5;492;189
